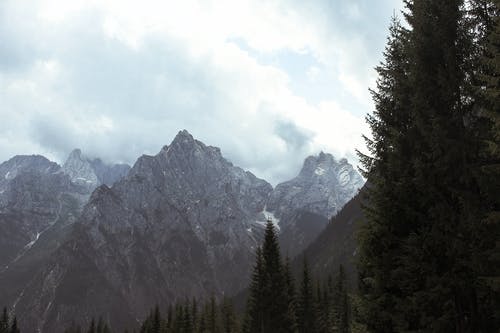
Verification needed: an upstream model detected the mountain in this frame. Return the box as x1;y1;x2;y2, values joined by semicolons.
62;149;130;191
0;151;131;270
298;188;366;287
268;152;364;256
5;130;273;332
0;155;86;269
0;131;364;332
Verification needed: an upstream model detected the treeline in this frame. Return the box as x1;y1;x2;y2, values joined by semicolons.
357;0;499;332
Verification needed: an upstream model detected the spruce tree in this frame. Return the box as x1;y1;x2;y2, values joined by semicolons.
0;308;9;333
332;266;349;333
474;0;500;329
359;0;500;331
357;15;413;333
243;247;265;333
87;318;96;333
220;298;238;333
297;259;316;333
283;257;298;333
9;317;19;333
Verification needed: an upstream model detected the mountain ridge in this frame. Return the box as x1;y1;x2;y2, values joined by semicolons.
0;130;364;332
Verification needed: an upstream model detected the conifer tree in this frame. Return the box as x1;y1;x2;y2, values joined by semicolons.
357;15;412;333
332;266;349;333
260;220;289;333
474;0;500;329
220;298;238;333
9;317;19;333
243;247;265;333
359;0;500;331
283;257;298;333
297;259;316;333
87;318;96;333
0;308;9;333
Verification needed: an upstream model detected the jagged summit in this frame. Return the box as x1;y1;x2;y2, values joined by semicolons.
268;151;364;221
0;155;59;180
62;149;130;189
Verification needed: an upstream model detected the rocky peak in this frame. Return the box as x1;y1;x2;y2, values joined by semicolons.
0;155;59;180
267;152;364;221
62;149;100;189
299;151;337;178
62;149;130;190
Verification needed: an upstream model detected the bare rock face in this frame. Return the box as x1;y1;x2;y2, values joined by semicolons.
0;155;86;269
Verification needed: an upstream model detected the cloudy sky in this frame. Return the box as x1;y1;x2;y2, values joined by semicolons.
0;0;403;185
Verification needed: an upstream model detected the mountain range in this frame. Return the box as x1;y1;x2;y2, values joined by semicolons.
0;130;364;332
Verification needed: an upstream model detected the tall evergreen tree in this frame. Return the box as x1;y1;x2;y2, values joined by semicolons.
0;308;9;333
359;0;500;331
9;317;19;333
357;15;413;333
243;247;265;333
474;0;500;329
87;318;96;333
220;298;238;333
332;266;349;333
261;220;289;333
244;220;293;332
297;259;317;333
283;257;298;333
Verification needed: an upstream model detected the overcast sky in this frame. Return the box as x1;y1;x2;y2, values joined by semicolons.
0;0;404;185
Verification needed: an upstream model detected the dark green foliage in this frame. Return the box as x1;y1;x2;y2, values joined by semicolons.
87;318;96;333
220;298;238;333
243;247;265;333
9;317;19;333
244;220;294;333
0;308;9;333
297;260;317;333
359;0;500;331
331;266;349;333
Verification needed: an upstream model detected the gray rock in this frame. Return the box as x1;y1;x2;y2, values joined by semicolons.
62;149;130;190
268;152;364;256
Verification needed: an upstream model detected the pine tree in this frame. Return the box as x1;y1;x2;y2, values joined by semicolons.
359;0;499;331
220;298;238;333
9;317;19;333
261;220;290;333
243;247;265;333
207;295;219;333
474;0;500;329
297;259;317;333
0;308;9;333
332;266;349;333
87;318;96;333
357;15;412;333
283;257;298;333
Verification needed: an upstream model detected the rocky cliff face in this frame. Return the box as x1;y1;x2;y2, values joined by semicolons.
0;151;131;270
0;131;364;332
0;155;85;269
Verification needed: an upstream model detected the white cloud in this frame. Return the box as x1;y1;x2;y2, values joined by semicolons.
0;0;403;184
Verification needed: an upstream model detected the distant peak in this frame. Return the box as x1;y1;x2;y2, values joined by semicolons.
170;129;199;149
67;148;84;160
175;129;194;141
